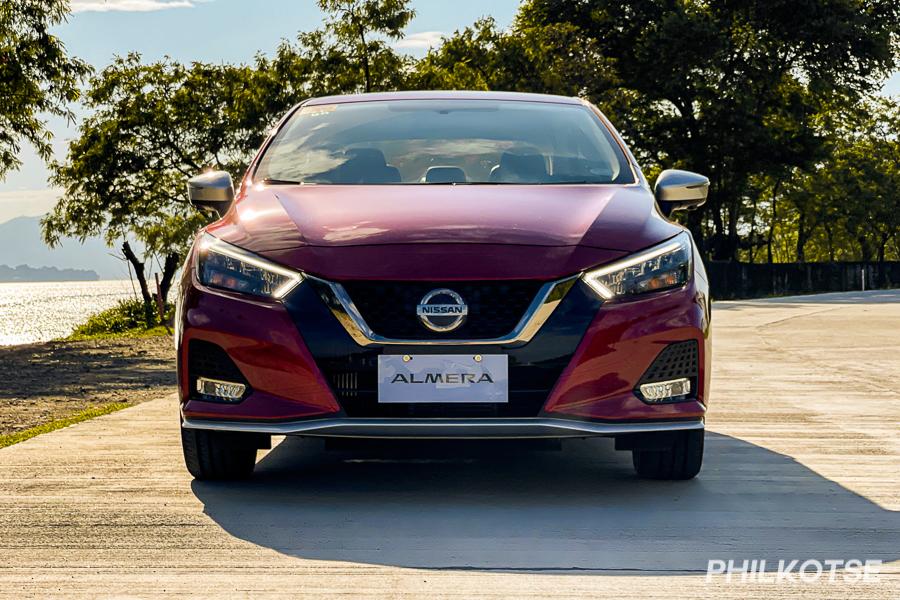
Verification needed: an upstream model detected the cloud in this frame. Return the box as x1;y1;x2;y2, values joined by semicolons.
394;31;444;50
70;0;198;13
0;189;63;226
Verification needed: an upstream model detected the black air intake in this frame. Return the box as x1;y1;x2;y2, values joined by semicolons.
635;340;699;402
187;340;250;401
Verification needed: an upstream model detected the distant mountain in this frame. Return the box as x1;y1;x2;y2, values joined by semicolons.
0;264;99;282
0;216;135;280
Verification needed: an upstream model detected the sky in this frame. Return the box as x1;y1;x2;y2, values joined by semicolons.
0;0;898;225
0;0;521;224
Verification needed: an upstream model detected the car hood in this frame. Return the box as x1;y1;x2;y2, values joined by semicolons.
206;184;682;280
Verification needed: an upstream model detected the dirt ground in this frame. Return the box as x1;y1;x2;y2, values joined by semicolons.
0;335;175;435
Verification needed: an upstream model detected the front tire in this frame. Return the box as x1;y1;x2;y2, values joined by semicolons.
632;429;704;480
181;427;259;480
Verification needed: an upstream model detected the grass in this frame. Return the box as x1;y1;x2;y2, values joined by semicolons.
64;325;171;342
0;402;131;450
62;298;173;341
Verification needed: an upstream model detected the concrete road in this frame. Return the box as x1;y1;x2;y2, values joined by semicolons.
1;290;898;598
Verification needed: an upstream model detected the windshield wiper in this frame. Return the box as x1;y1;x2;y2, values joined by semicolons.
538;180;610;185
261;178;302;185
418;181;522;185
419;181;475;185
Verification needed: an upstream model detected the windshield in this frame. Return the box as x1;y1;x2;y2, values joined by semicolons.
254;99;634;185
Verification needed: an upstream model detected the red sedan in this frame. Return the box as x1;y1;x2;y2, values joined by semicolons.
177;91;711;481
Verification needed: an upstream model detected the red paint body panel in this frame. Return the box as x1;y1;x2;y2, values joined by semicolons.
263;244;626;282
206;185;681;257
543;281;709;420
179;280;341;421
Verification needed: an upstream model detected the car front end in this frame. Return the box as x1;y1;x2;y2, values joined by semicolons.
176;91;711;480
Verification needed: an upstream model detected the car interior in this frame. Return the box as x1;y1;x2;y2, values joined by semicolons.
304;146;616;185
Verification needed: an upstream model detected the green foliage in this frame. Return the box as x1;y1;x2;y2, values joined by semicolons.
40;52;288;306
411;17;609;95
318;0;414;92
68;299;174;339
42;55;263;257
269;0;415;96
0;0;91;180
775;99;900;263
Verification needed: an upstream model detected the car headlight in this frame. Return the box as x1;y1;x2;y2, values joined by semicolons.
582;232;692;299
196;233;303;299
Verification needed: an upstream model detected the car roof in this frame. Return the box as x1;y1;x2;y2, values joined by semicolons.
304;90;585;106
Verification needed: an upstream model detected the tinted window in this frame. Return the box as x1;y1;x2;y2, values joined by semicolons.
254;100;634;185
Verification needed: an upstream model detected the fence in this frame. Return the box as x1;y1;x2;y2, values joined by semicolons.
705;261;900;300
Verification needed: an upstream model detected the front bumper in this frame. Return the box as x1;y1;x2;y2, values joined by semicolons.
181;415;704;439
177;264;711;436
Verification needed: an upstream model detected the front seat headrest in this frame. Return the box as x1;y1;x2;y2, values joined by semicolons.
338;147;400;183
491;152;548;183
424;166;467;184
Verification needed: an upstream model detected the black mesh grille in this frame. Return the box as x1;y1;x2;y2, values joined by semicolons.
637;340;699;386
320;353;551;418
187;340;250;401
340;280;543;340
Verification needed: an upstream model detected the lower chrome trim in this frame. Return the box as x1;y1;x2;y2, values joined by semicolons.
309;274;579;346
181;416;704;439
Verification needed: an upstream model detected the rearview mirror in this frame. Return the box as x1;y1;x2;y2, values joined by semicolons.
187;171;234;217
654;169;709;216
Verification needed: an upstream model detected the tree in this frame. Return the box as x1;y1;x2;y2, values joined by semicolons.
761;99;900;265
418;0;900;261
42;55;275;305
807;100;900;264
299;0;415;94
42;0;417;312
0;0;90;180
411;17;612;96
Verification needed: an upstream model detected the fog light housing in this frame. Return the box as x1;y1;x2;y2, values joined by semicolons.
196;377;246;401
638;378;691;403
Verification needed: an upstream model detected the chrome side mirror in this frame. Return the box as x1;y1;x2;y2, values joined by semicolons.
654;169;709;216
187;171;234;217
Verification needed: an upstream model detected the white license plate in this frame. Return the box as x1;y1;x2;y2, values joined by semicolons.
377;354;508;404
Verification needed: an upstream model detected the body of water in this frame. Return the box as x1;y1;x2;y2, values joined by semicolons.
0;280;142;345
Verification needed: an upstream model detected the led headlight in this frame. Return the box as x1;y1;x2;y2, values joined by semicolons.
582;232;692;299
196;233;302;299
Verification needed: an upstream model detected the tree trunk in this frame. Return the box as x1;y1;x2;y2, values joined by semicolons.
725;197;741;262
796;219;806;263
707;181;726;261
747;195;759;264
824;224;835;261
858;235;874;262
686;210;705;258
357;26;371;92
122;241;152;305
159;252;180;304
766;179;781;264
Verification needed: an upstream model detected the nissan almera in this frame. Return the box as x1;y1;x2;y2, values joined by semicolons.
178;91;711;480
